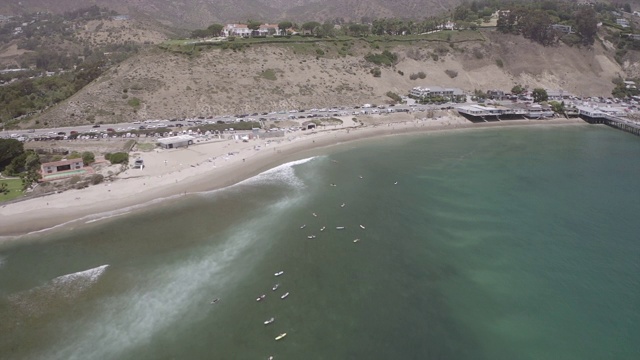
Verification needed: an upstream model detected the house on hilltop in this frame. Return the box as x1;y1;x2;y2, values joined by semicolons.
616;18;630;28
550;24;572;34
223;23;281;37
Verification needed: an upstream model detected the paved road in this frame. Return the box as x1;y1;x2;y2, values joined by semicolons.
2;103;449;139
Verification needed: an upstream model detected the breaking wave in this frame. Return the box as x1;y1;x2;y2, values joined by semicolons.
237;156;318;188
7;265;109;318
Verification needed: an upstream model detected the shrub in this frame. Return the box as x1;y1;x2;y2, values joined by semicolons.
370;67;381;77
398;70;404;76
496;59;504;68
259;69;277;81
69;175;81;185
445;69;458;78
90;174;104;185
473;48;484;59
316;48;325;56
409;73;419;80
364;50;398;66
128;97;141;107
386;91;402;103
67;151;81;159
82;151;95;166
417;71;426;79
431;53;439;61
109;152;129;164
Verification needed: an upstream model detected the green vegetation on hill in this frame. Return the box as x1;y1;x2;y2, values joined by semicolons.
0;61;106;126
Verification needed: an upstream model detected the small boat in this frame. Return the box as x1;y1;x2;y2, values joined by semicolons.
281;292;289;299
300;224;306;229
353;239;360;243
312;212;317;217
320;226;326;232
256;294;266;302
268;357;274;360
272;284;279;291
307;235;316;239
330;183;337;187
275;333;287;341
340;203;345;208
264;317;275;325
274;271;284;277
359;175;363;179
360;225;366;230
336;226;345;230
394;181;398;185
210;298;220;304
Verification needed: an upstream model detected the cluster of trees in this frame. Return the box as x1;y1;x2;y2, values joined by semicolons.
492;0;604;46
190;0;632;42
612;77;640;98
0;139;41;190
191;16;455;39
0;60;106;123
364;50;398;66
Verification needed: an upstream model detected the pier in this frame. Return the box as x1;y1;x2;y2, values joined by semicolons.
577;106;640;137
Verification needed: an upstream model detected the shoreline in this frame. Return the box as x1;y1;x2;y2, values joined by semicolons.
0;117;587;237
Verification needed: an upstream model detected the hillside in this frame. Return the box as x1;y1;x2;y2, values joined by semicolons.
28;30;625;127
0;0;460;28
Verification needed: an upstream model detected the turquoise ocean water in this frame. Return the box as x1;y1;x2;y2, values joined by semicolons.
0;125;639;359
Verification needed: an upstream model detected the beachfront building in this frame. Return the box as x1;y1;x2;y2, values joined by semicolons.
41;159;84;175
157;135;195;149
39;159;88;181
409;86;465;102
545;89;575;100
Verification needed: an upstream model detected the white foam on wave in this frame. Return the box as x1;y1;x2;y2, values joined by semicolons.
85;211;132;224
49;197;295;360
236;156;318;189
20;157;319;238
7;265;110;317
52;264;110;287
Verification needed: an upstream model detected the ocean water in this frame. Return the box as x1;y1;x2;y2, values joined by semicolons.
0;125;639;360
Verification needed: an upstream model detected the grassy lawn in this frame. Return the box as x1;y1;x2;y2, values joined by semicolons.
160;30;485;54
0;178;24;203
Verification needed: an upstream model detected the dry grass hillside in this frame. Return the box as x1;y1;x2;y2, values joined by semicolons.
1;0;460;28
30;31;624;127
75;19;173;46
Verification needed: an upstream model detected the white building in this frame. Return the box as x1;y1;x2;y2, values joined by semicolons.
223;23;280;37
409;86;465;101
616;18;630;28
157;135;195;149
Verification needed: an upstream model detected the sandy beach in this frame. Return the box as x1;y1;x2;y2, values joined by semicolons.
0;115;586;237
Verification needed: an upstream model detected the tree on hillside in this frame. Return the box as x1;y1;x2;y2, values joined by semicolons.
247;20;262;36
302;21;321;35
278;21;292;35
82;151;95;166
191;29;209;39
519;9;556;45
532;88;548;103
511;84;525;95
348;23;369;37
317;22;335;37
207;23;224;37
0;139;24;171
574;7;598;45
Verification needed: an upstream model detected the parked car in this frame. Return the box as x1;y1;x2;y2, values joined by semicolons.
92;124;101;128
